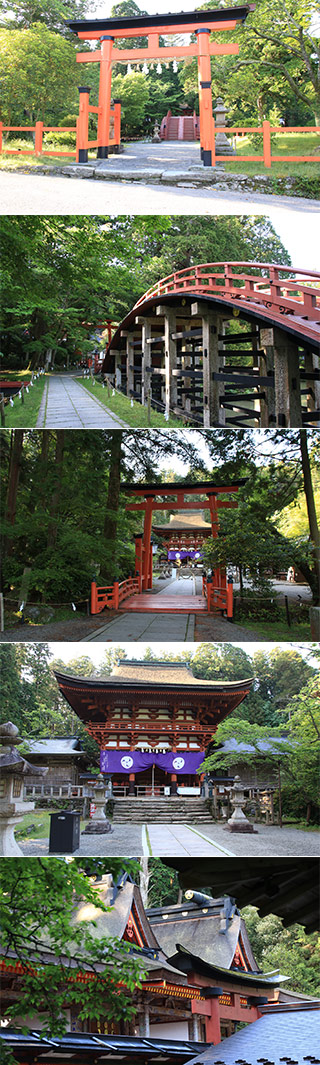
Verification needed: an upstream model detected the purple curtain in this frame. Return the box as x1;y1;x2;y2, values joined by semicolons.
100;750;205;774
168;550;203;561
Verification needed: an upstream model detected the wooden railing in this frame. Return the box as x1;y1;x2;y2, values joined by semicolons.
203;573;233;619
90;575;140;614
208;120;320;167
0;102;121;163
133;262;320;345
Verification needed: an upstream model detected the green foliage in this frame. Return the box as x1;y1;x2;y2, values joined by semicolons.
0;858;145;1036
241;906;320;995
112;72;150;137
0;0;98;35
147;860;180;907
0;24;78;124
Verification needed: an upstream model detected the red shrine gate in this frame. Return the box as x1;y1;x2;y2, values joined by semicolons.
90;480;244;618
67;6;252;166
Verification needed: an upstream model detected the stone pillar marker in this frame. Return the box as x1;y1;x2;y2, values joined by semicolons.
225;775;256;833
82;773;112;834
0;721;48;856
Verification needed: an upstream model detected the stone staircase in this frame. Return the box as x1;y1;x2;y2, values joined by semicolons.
112;797;213;823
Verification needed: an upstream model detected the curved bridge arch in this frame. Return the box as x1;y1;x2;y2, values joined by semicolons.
103;261;320;427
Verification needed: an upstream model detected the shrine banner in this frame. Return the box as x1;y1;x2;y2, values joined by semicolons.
168;550;203;561
100;750;205;775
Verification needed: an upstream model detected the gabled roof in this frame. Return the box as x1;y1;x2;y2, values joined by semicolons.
153;512;212;532
25;738;84;757
147;903;252;971
168;943;287;989
55;660;252;691
185;1004;320;1063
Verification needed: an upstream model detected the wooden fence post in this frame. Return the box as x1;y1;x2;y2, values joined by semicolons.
263;120;271;168
113;581;119;610
0;393;5;426
90;580;98;614
34;121;43;155
227;578;233;619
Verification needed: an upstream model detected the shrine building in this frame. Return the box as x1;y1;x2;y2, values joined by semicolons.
153;511;212;564
54;661;253;797
1;872;290;1058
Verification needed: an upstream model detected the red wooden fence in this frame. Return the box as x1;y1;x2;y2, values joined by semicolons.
0;102;121;163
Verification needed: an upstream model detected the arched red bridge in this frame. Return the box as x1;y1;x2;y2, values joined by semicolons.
103;261;320;427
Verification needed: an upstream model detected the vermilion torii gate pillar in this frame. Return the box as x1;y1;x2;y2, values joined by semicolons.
67;6;253;166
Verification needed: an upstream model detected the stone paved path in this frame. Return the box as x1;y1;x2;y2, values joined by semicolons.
20;822;320;857
36;374;128;428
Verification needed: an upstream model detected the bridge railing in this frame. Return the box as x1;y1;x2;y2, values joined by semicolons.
90;576;140;614
203;573;233;619
134;262;320;325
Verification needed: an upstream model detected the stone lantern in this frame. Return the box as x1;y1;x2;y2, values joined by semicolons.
82;773;112;835
0;721;48;856
152;119;161;143
214;97;235;156
226;775;256;833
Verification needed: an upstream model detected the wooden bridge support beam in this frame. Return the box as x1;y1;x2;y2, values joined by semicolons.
156;305;178;417
135;315;152;406
191;302;225;425
259;328;276;427
122;331;135;398
273;328;302;426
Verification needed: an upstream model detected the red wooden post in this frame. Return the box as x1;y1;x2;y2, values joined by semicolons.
34;121;43;155
113;99;121;151
90;580;98;614
263;119;271;168
196;28;215;166
77;86;90;163
97;35;114;158
142;499;153;591
227;578;233;619
113;581;119;609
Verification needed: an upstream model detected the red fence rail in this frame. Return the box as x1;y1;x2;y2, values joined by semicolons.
0;102;121;163
90;576;140;614
202;573;233;618
133;262;320;345
208;120;320;167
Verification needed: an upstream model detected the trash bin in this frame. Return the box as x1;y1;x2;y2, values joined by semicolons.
49;810;80;854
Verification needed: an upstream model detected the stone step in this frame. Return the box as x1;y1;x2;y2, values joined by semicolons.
112;798;213;823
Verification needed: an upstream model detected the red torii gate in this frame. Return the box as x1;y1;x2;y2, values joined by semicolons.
67;6;253;166
123;479;245;616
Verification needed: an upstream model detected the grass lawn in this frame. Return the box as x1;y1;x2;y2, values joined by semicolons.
16;808;86;841
2;374;46;427
77;377;184;427
224;132;320;182
235;615;311;641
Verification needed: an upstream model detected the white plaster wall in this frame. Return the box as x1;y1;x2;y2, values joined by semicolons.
149;1021;189;1039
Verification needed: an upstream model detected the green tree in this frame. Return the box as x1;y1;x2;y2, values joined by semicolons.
0;0;98;35
0;24;78;125
242;906;320;995
111;71;150;137
0;858;145;1037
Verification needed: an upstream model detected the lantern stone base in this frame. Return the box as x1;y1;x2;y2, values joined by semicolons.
0;801;35;856
82;820;113;834
225;820;256;833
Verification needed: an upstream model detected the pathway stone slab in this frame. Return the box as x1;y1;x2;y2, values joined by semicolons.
36;374;128;428
83;612;195;641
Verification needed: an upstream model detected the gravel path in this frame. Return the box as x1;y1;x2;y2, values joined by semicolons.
20;822;320;857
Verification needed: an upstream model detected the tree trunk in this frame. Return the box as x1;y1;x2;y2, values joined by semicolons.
2;431;24;572
104;431;123;543
239;563;244;595
300;429;320;604
47;431;65;551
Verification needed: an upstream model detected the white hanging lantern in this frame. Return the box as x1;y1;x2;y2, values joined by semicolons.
156;62;162;74
173;59;178;73
126;62;132;74
142;61;149;74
